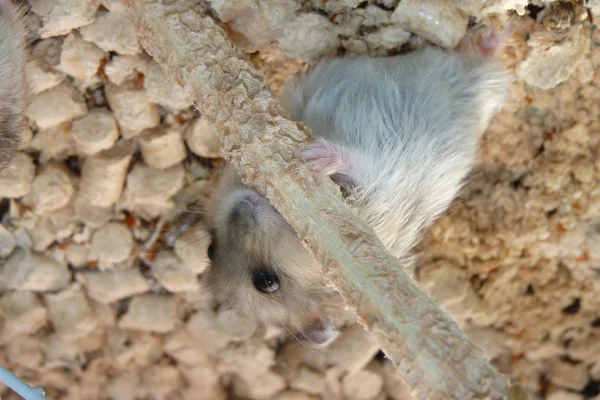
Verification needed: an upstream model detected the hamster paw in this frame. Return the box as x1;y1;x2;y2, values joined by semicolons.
458;24;510;58
301;138;353;178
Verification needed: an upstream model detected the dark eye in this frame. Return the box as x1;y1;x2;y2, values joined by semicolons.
252;270;280;293
207;241;216;261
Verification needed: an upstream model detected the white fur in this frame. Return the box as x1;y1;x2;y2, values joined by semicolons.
282;46;511;258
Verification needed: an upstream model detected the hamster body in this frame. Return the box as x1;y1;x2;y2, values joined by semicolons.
206;44;511;346
0;0;27;171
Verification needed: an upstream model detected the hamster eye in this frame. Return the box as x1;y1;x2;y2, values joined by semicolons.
207;241;216;261
252;270;280;293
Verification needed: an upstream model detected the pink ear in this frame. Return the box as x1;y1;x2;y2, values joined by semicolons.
296;319;340;347
301;138;353;178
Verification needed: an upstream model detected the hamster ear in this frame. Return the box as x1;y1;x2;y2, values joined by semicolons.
297;320;340;348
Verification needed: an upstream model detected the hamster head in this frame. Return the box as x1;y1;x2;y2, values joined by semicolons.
204;164;343;347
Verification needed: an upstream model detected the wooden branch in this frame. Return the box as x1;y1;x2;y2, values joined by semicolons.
122;1;526;399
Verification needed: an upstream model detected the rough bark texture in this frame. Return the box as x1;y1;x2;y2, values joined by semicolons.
122;1;523;398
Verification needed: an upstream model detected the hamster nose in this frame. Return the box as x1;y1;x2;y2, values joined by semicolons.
229;193;265;228
242;192;263;206
229;199;255;224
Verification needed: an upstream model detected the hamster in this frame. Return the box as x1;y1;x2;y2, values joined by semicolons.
0;0;27;171
205;34;511;346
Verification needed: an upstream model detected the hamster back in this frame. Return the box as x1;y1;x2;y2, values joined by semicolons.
283;46;511;257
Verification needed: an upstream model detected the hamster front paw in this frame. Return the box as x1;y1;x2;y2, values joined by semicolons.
301;138;353;178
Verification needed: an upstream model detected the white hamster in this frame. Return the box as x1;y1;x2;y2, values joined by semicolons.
0;0;27;171
205;37;511;346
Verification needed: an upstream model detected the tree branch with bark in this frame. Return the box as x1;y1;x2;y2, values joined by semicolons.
122;1;527;398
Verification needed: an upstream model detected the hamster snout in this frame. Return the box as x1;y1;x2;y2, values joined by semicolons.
205;39;511;346
227;191;279;230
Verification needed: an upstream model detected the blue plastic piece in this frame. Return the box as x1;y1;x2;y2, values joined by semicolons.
0;364;47;400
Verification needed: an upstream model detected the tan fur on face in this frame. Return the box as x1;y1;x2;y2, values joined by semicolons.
204;165;344;342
